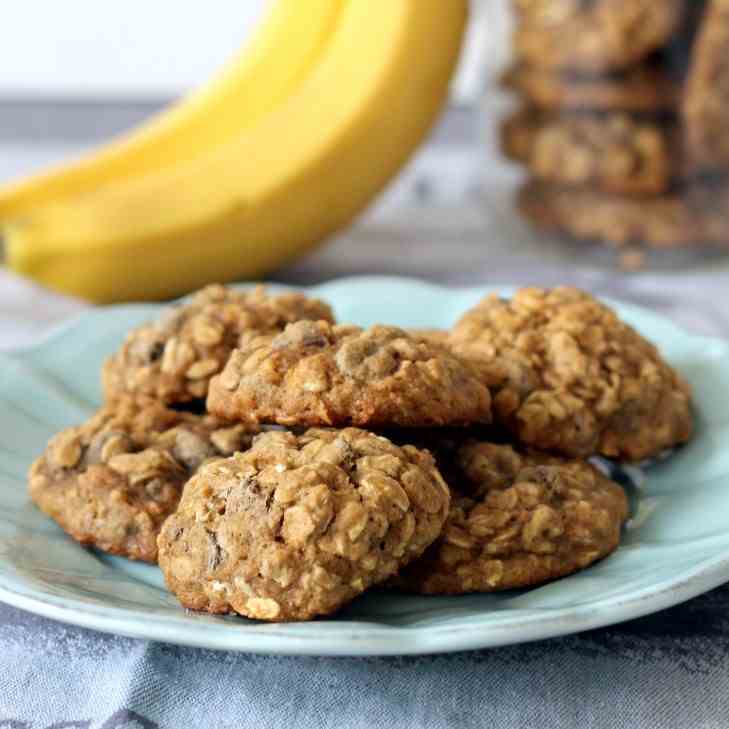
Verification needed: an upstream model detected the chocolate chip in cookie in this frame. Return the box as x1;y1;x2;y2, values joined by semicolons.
102;284;335;406
392;442;629;594
28;398;258;562
206;321;492;428
157;428;451;621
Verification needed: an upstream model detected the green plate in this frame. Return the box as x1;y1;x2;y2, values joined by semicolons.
0;276;727;656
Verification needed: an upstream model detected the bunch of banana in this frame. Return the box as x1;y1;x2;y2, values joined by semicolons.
0;0;468;303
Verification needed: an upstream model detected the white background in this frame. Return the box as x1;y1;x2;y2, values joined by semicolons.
0;0;509;101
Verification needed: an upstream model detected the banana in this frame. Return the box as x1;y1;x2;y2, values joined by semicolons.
0;0;344;217
2;0;468;303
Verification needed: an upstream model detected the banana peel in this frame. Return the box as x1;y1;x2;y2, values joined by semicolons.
1;0;468;303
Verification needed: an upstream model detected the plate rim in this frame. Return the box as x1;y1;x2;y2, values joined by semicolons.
2;548;729;656
1;274;727;656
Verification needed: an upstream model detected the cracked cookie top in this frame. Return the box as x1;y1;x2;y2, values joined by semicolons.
206;320;492;428
28;398;258;562
393;442;629;594
102;284;335;405
450;287;692;461
157;428;451;621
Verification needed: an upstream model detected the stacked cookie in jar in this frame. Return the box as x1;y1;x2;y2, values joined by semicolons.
502;0;729;256
28;284;694;622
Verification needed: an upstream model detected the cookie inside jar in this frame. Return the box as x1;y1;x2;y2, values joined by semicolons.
501;0;729;267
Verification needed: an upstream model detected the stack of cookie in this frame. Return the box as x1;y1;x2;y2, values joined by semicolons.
28;284;694;622
502;0;729;253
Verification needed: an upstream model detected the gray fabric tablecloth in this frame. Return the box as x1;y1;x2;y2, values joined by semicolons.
4;587;729;728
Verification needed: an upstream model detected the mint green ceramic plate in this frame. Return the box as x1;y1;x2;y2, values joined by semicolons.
0;276;727;656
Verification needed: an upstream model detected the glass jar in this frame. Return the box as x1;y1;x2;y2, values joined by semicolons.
478;0;729;270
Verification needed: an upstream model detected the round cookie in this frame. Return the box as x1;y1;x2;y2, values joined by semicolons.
206;320;492;428
393;442;629;594
449;287;693;462
502;108;677;196
157;428;451;621
683;0;729;171
28;398;257;562
518;179;729;248
501;63;680;113
102;284;335;406
513;0;685;73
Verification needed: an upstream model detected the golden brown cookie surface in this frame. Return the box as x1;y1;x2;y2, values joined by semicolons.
449;287;693;461
683;0;729;171
518;180;729;249
102;284;335;406
393;443;629;594
408;329;450;346
513;0;685;73
502;108;677;196
157;428;450;621
207;320;492;428
28;398;258;562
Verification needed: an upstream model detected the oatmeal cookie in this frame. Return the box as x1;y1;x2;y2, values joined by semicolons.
518;180;729;248
207;320;492;428
157;428;450;621
408;329;450;346
102;284;335;406
501;63;679;113
502;108;677;195
683;0;729;170
513;0;685;73
449;287;693;462
28;398;257;562
393;442;628;594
